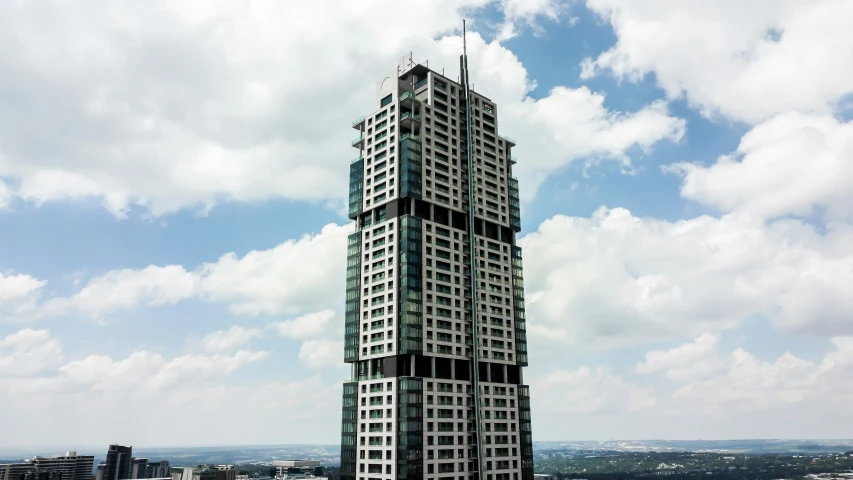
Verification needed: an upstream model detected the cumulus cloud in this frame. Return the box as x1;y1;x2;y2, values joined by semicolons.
196;225;348;316
272;310;335;340
0;328;63;376
0;0;684;217
495;0;569;41
201;325;262;353
199;310;339;368
528;337;853;439
0;180;11;210
644;336;853;414
521;208;853;354
40;265;198;320
668;113;853;221
636;333;724;381
2;344;268;395
582;0;853;123
1;371;338;446
531;366;657;415
0;272;47;319
298;339;345;370
5;0;852;444
37;223;348;321
0;0;477;216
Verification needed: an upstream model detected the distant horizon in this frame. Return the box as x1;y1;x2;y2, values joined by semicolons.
3;438;853;456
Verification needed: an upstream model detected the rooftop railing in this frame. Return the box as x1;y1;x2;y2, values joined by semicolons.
499;134;516;145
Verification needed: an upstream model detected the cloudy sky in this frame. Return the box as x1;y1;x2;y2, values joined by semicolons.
2;0;853;449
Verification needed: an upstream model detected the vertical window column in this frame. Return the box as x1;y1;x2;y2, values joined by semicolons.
400;134;423;199
345;232;363;363
349;159;365;219
341;382;359;480
397;376;424;479
399;215;423;354
510;246;527;367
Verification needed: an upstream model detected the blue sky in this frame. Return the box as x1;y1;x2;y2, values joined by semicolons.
2;0;853;449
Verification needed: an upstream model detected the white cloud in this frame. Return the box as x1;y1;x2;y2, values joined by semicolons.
521;207;853;354
199;310;339;367
502;0;564;23
582;0;853;123
201;325;262;353
197;225;348;316
6;348;268;394
41;265;198;320
509;94;685;196
636;333;724;380
0;272;46;318
652;336;853;414
0;0;485;217
0;371;339;447
0;328;63;376
496;0;568;41
39;223;349;320
272;310;335;340
669;113;853;221
526;337;853;440
298;339;345;370
531;366;657;415
0;326;269;401
0;0;684;217
0;180;11;210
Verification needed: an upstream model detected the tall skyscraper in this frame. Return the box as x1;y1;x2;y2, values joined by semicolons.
103;445;133;480
340;34;533;480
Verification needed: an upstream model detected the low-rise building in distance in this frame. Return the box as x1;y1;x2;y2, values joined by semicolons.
170;465;235;480
0;452;94;480
270;461;324;480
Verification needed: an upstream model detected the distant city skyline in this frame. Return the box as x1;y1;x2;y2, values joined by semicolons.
4;439;853;466
2;0;853;446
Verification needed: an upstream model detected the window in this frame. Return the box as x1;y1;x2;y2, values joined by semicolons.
380;94;392;107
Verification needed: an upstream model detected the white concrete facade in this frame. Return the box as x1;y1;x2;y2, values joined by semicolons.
343;53;533;480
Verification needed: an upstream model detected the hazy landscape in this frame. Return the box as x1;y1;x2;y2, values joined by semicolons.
4;439;853;467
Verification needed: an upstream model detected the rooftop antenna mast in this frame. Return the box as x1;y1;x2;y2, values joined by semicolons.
461;18;487;479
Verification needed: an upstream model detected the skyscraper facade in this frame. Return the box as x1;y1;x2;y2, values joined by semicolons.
144;461;171;479
130;459;148;480
103;445;133;480
340;47;533;480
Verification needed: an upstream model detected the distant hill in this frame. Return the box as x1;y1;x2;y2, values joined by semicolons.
533;439;853;454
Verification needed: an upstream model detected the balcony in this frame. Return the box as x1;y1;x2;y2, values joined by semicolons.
499;134;516;146
352;116;365;130
400;111;421;129
399;90;421;108
352;155;363;164
400;132;420;143
352;135;365;149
